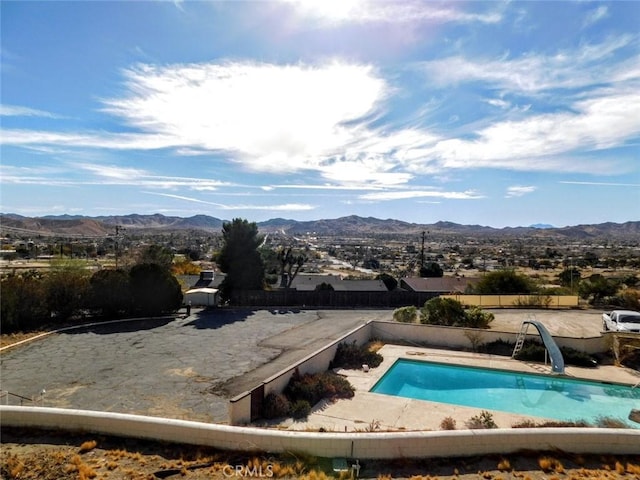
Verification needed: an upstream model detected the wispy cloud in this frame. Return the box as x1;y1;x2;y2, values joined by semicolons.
505;185;537;198
583;5;608;29
0;104;63;118
421;35;636;92
144;191;315;211
559;181;640;188
284;0;501;25
359;189;484;201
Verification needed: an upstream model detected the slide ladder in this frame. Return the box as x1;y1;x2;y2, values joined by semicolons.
512;318;565;374
512;322;529;357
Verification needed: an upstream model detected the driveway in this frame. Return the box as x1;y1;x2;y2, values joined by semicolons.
0;309;391;422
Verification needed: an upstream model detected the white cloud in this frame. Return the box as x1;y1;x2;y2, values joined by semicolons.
505;185;537;198
412;89;640;173
101;61;387;174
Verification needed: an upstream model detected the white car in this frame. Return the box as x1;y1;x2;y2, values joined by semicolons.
602;310;640;333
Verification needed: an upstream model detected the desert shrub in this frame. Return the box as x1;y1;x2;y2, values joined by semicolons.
515;343;597;368
284;370;355;406
514;295;552;308
482;339;514;356
595;416;628;428
465;410;497;429
420;298;493;329
512;419;591;428
262;393;291;419
290;400;312;419
420;297;466;326
393;306;418;323
464;306;494;328
331;341;383;370
439;416;457;430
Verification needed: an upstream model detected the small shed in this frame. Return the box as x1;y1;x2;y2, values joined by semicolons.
184;287;219;307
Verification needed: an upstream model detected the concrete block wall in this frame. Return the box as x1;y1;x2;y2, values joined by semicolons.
2;406;639;459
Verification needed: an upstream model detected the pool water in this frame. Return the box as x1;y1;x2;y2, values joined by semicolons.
371;359;640;427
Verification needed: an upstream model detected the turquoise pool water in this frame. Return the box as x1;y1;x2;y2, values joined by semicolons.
371;359;640;427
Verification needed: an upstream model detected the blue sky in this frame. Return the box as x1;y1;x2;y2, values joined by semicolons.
1;0;639;227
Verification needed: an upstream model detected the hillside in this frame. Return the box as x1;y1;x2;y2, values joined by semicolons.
1;213;638;240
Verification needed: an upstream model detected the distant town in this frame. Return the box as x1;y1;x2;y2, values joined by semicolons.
2;214;639;294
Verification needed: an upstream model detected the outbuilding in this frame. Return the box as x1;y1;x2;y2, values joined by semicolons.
184;287;219;307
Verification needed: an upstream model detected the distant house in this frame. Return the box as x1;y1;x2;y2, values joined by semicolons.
289;274;389;292
399;276;476;294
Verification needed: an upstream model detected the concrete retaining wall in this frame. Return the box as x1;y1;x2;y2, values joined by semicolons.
229;322;373;424
2;406;639;458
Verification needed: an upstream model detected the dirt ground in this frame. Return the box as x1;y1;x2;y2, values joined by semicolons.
1;427;639;480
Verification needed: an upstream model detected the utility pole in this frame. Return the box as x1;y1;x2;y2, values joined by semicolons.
420;231;426;270
114;225;124;269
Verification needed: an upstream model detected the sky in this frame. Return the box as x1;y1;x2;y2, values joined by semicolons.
1;0;639;228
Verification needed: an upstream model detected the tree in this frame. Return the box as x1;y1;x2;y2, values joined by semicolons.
0;271;48;332
217;218;265;301
420;261;444;278
473;270;535;294
578;274;619;306
277;247;307;288
88;269;131;318
558;267;581;289
45;260;91;322
137;245;174;271
129;263;183;316
377;273;398;291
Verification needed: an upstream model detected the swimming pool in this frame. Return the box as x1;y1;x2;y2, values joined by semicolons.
371;359;640;427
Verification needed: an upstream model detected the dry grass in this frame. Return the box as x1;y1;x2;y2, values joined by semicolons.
2;429;640;480
77;440;97;454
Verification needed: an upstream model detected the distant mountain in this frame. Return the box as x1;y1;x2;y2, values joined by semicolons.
529;223;555;229
1;213;638;240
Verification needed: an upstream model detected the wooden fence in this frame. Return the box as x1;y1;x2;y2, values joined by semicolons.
229;290;438;308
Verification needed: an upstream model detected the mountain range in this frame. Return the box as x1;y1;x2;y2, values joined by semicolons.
1;213;639;240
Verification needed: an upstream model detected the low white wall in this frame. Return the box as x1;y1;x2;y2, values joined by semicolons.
2;406;639;459
371;321;608;354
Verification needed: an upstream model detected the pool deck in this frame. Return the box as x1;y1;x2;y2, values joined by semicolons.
276;345;640;432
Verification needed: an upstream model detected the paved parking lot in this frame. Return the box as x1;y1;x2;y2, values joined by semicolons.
0;308;606;423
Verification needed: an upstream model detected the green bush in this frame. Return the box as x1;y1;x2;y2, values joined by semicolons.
420;297;466;326
290;400;312;419
393;306;417;323
331;341;383;370
463;306;494;328
420;298;493;329
262;393;291;419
